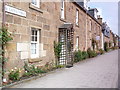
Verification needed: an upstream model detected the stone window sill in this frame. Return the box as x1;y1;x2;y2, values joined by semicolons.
29;4;43;13
28;58;42;63
76;24;79;27
60;18;66;22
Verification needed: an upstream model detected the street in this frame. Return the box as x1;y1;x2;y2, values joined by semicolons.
11;50;118;88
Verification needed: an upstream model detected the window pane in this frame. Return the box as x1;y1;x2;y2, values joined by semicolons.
76;37;79;48
61;0;64;19
31;43;36;49
31;36;34;41
32;0;37;5
61;0;64;8
35;36;37;41
35;31;37;36
31;43;37;54
60;34;65;42
31;28;40;58
31;49;36;54
76;10;78;25
32;30;34;35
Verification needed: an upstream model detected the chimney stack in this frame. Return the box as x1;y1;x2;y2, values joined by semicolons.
97;15;103;25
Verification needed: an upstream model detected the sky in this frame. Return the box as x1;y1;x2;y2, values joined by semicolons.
88;1;118;35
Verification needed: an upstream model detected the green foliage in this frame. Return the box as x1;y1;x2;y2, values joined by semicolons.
92;38;99;50
8;70;20;81
92;38;96;50
55;65;64;68
99;49;104;55
54;41;62;58
0;27;13;79
82;51;88;60
23;72;31;77
87;48;97;58
111;46;118;50
93;51;97;57
109;42;112;48
74;49;97;63
42;62;55;71
2;58;8;62
113;37;116;47
23;62;46;77
104;42;109;52
0;27;13;45
54;41;62;65
74;50;82;63
87;48;92;58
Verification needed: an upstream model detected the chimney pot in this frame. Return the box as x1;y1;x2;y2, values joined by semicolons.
97;15;101;18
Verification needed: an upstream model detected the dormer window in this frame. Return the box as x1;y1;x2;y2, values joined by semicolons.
31;0;40;8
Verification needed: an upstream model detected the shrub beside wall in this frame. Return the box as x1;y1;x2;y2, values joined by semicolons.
82;51;88;60
98;49;104;55
8;70;20;82
74;50;82;63
87;48;97;58
104;42;109;52
74;48;98;63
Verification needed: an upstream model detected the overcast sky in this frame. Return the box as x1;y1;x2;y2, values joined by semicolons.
88;1;118;35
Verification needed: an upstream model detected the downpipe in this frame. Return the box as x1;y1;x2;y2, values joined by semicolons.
2;0;5;26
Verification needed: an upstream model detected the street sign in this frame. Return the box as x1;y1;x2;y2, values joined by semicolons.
5;5;26;17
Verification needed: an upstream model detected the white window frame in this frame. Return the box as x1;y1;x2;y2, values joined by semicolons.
30;28;40;59
61;0;65;19
76;36;79;51
31;0;40;8
76;9;79;25
90;20;92;31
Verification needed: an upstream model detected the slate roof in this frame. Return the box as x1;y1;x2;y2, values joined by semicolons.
73;1;102;26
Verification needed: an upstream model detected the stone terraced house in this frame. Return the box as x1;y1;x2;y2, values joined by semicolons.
102;22;116;48
109;30;114;48
0;0;116;81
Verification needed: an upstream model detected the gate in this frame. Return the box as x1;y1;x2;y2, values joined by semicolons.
59;23;74;67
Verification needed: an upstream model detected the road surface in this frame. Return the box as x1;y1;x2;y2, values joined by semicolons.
11;50;118;88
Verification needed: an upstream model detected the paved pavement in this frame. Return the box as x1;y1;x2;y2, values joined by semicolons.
11;50;118;88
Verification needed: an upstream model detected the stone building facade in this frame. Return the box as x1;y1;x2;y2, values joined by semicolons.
114;34;119;47
86;9;102;51
0;0;2;86
109;30;114;47
0;0;2;27
1;0;103;80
